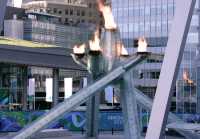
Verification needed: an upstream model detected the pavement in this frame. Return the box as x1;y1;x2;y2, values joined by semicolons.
40;135;183;139
0;132;184;139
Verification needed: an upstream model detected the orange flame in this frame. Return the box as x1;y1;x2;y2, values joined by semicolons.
97;0;117;29
73;44;85;54
138;37;148;52
89;29;101;51
183;70;194;84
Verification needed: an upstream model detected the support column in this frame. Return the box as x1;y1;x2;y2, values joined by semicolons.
120;70;140;139
22;66;28;111
86;53;101;138
86;93;100;137
145;0;196;139
53;68;59;107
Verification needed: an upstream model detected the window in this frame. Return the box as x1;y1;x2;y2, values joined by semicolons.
77;10;80;16
53;8;57;13
65;9;69;15
89;12;92;17
70;9;73;15
0;65;27;111
89;3;92;8
65;18;68;23
187;33;199;43
81;11;85;16
147;59;162;63
77;19;80;24
47;9;51;13
58;10;62;14
139;73;143;79
150;72;160;79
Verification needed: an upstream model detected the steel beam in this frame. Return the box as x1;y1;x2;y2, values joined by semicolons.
0;0;7;34
120;70;140;139
145;0;196;139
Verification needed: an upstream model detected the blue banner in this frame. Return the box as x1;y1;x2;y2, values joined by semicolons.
0;111;197;132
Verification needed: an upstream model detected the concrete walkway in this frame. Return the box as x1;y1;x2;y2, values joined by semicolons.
40;135;183;139
0;132;184;139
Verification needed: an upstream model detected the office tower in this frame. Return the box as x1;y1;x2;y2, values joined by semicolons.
111;0;200;114
22;0;101;25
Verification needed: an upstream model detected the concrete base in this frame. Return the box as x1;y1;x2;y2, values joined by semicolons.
2;129;71;139
31;129;71;139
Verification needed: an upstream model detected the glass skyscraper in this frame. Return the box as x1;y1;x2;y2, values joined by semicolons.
111;0;200;114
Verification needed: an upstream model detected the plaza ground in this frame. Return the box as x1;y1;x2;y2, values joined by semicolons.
39;135;183;139
0;132;184;139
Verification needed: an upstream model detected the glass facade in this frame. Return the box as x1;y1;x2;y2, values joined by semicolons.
0;64;27;111
24;20;93;48
29;67;87;110
111;0;200;114
0;64;88;111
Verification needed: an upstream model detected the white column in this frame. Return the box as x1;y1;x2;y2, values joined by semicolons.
83;77;87;88
28;78;35;110
105;86;113;103
64;78;73;99
28;78;35;97
45;78;53;102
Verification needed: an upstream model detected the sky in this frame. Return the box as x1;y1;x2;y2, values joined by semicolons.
13;0;23;8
